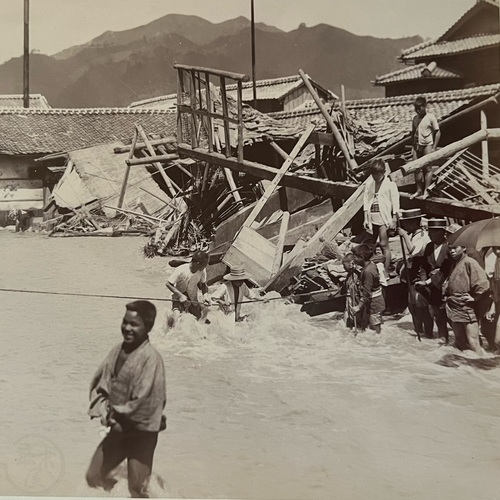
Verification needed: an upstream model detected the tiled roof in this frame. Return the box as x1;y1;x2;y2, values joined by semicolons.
374;63;462;85
438;0;499;42
401;33;500;60
0;94;51;109
270;84;500;157
0;108;176;155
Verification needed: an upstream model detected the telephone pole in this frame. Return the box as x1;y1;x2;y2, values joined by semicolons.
251;0;257;108
23;0;30;108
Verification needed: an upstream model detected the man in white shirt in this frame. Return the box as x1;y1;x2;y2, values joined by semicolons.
411;96;441;200
166;250;210;326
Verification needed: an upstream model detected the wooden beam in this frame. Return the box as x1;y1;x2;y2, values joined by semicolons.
178;143;354;198
189;70;198;148
224;168;243;205
457;164;496;205
264;182;365;292
299;69;358;171
487;128;500;139
271;211;290;276
237;80;244;163
174;63;249;82
177;68;184;144
126;153;179;166
481;110;489;176
113;136;176;154
118;128;138;209
219;76;232;157
400;130;488;175
243;123;315;229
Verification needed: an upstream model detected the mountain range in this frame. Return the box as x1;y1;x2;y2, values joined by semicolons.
0;14;422;108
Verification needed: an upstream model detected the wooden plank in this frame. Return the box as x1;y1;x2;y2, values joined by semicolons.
178;144;355;198
264;182;365;292
222;226;277;286
223;168;243;205
401;130;488;175
426;149;466;192
243;123;315;229
237;80;244;163
118;128;138;209
0;187;44;202
271;211;290;276
177;104;240;125
299;69;358;171
457;163;497;204
173;63;249;82
219;76;232;157
127;153;179;166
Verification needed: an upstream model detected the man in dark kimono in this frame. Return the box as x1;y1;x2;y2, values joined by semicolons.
444;245;489;354
86;300;166;498
415;218;454;341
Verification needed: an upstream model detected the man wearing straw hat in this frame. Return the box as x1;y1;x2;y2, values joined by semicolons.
415;218;454;341
211;266;264;322
398;208;432;338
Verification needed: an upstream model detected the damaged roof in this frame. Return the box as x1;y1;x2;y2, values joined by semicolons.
0;108;176;155
268;84;500;157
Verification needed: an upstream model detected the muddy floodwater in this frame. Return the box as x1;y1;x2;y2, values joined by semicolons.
1;231;500;499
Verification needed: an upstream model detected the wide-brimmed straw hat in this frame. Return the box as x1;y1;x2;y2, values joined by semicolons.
224;266;251;281
400;208;423;220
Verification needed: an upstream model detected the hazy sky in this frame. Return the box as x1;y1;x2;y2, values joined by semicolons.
0;0;473;64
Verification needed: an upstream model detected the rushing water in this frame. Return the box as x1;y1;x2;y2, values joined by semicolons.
1;231;500;499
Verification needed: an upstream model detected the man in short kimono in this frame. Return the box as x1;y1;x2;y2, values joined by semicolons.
86;300;166;498
352;244;385;333
444;245;489;355
415;218;454;341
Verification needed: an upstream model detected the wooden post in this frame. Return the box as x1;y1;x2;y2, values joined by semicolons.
299;69;358;171
237;80;244;163
481;110;489;176
176;68;184;143
250;0;257;108
204;72;214;153
271;211;290;276
118;129;138;209
224;168;243;205
23;0;30;108
189;70;198;148
219;76;232;157
243;123;315;229
136;124;177;197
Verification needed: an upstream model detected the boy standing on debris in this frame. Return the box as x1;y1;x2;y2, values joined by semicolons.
363;159;400;272
352;244;385;333
166;250;211;325
410;96;441;199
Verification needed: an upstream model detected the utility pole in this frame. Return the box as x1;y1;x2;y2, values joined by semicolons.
250;0;257;108
23;0;30;108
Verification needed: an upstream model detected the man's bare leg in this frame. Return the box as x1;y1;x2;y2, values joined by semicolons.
422;165;433;199
411;171;424;198
465;322;483;355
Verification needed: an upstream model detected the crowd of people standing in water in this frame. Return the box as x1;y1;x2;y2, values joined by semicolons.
82;95;500;498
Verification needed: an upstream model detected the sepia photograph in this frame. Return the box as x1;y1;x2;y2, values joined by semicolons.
1;0;500;498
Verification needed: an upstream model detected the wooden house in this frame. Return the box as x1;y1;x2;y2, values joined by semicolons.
0;107;175;225
373;0;500;97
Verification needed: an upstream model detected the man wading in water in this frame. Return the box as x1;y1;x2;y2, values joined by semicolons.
86;300;166;498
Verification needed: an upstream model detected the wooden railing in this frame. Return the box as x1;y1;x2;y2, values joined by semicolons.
174;63;249;163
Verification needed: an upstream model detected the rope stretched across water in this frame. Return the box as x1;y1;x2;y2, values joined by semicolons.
0;286;344;306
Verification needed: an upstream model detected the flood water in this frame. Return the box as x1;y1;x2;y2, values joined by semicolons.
1;231;500;499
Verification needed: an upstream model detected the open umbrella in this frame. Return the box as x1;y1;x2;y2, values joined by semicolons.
446;217;500;250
